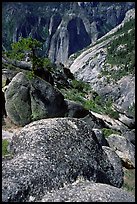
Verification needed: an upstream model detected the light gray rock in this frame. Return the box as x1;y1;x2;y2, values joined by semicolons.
124;129;135;145
2;91;7;117
39;181;135;202
2;69;18;88
106;134;135;169
3;118;124;202
90;110;129;132
68;9;135;113
2;130;14;142
118;112;135;129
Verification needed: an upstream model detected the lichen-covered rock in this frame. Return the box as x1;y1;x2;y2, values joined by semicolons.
3;118;124;202
5;72;32;125
5;72;67;126
39;181;135;202
106;134;135;169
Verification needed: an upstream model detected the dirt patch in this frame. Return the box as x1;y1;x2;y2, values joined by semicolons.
2;116;22;134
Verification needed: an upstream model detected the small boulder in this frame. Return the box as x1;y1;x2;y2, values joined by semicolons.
2;130;14;142
34;67;54;86
2;69;18;87
118;113;135;129
106;134;135;169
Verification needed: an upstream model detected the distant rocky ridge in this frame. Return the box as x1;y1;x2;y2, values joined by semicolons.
2;2;135;64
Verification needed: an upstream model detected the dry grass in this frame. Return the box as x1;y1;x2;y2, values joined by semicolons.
122;167;135;196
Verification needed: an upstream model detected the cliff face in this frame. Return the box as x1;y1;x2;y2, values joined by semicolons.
2;2;135;64
68;8;135;113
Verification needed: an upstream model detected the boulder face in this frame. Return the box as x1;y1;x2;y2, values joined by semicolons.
5;72;67;126
64;99;89;118
3;118;124;202
2;2;135;64
106;134;135;169
39;181;135;202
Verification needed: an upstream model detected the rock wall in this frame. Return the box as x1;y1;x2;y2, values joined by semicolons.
2;2;135;64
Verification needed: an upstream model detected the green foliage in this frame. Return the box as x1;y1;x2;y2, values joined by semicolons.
71;79;91;92
6;37;43;72
62;82;119;119
6;37;42;60
100;19;135;82
104;98;119;119
107;110;119;120
62;88;86;105
43;57;54;72
102;128;121;138
106;19;135;79
2;139;10;156
26;71;35;80
11;37;42;53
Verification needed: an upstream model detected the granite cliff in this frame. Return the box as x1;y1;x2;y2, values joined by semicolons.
2;2;134;64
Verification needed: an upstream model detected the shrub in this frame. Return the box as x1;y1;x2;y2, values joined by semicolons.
43;58;54;72
71;79;90;92
102;128;121;138
2;139;10;156
63;88;85;105
26;71;35;80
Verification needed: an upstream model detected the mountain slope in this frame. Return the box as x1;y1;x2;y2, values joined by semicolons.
67;8;135;114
